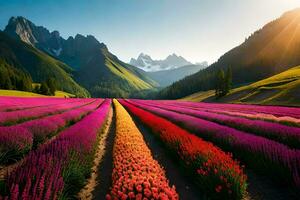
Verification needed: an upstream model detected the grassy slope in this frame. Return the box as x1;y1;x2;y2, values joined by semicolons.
180;90;215;102
0;89;75;98
105;57;153;90
228;66;300;106
54;91;75;98
181;66;300;106
0;89;45;97
76;47;158;98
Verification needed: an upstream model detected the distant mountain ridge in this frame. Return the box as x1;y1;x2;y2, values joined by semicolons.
4;16;158;97
147;64;206;87
129;52;207;86
130;53;193;72
158;8;300;99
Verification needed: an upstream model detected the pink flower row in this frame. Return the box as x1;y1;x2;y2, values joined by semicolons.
153;100;300;125
2;99;111;200
0;99;93;125
166;101;300;127
0;97;82;112
163;101;300;119
0;99;103;164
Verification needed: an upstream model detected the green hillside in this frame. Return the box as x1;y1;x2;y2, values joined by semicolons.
158;8;300;100
223;66;300;106
67;37;158;98
0;31;89;97
182;66;300;106
181;90;215;102
105;58;153;90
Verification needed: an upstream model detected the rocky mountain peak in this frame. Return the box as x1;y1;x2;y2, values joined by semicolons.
138;53;152;60
4;16;108;58
51;30;60;38
166;53;185;61
74;33;85;40
5;16;37;45
8;16;29;26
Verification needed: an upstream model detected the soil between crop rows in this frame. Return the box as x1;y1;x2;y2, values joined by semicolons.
245;169;297;200
92;106;116;200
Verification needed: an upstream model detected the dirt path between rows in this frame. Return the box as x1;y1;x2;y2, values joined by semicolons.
132;117;206;200
0;161;21;181
90;106;116;200
245;169;297;200
77;107;113;199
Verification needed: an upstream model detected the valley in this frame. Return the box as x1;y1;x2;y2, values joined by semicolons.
1;2;300;200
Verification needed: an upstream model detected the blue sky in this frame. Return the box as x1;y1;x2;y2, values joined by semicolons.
1;0;300;64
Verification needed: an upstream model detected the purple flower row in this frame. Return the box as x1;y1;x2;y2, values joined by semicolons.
156;100;300;119
0;97;82;112
201;108;300;127
0;99;103;164
0;99;93;125
2;99;111;200
135;100;300;148
168;101;300;127
127;100;300;189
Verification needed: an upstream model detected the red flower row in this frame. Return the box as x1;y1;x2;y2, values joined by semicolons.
120;100;247;200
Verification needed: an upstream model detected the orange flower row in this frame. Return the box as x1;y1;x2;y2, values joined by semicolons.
106;100;178;200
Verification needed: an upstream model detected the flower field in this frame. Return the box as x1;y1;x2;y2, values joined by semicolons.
119;100;247;200
106;100;178;200
0;96;299;199
124;100;300;189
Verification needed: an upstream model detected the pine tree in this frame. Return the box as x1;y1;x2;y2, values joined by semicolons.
40;81;50;95
215;69;225;98
215;67;232;98
225;66;232;94
0;69;12;89
46;78;57;95
33;84;41;93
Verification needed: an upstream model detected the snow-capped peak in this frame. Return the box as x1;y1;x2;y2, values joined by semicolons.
130;53;193;72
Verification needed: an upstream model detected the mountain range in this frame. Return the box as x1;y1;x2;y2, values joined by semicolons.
3;16;159;97
130;53;194;72
158;8;300;100
130;53;207;87
2;16;206;98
